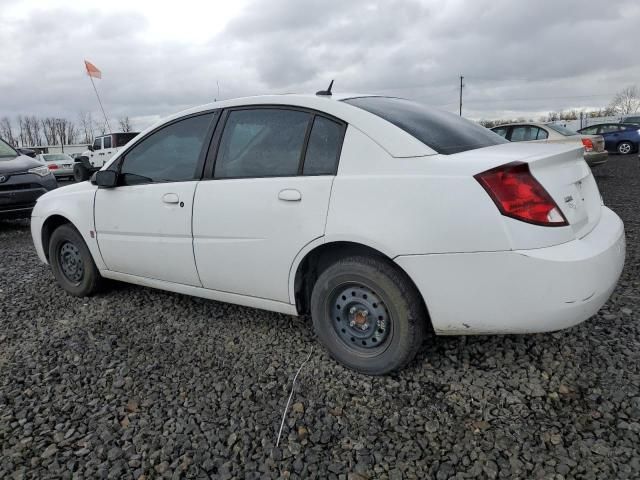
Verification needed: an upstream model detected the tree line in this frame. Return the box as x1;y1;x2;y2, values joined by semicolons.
479;85;640;128
0;113;134;148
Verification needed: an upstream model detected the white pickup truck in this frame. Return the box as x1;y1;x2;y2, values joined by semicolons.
73;132;139;181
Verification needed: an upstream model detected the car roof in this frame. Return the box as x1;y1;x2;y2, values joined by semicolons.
140;94;438;158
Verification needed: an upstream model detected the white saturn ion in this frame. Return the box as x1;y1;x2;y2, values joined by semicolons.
30;93;626;374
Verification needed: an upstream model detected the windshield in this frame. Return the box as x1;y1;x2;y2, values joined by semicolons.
42;154;72;162
342;96;508;154
546;124;578;136
0;138;18;158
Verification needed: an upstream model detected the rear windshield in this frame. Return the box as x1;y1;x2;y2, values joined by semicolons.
0;138;17;158
43;154;71;161
546;124;578;136
342;96;507;154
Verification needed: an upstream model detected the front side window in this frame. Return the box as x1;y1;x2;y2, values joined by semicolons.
303;116;344;175
120;113;214;185
93;138;102;151
0;138;17;158
214;109;311;178
343;96;507;154
103;136;112;149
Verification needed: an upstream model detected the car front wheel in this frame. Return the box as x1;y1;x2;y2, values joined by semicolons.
310;255;427;375
617;141;634;155
49;224;103;296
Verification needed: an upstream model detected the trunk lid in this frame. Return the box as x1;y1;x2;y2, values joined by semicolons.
524;145;601;239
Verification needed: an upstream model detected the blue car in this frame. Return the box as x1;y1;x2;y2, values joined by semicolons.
577;123;640;155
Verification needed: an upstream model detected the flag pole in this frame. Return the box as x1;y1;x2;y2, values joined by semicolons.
88;73;112;135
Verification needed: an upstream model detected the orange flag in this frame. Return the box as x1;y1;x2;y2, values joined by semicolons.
84;60;102;79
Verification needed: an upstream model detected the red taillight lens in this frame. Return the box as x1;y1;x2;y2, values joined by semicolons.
581;138;593;152
474;162;568;227
47;164;58;170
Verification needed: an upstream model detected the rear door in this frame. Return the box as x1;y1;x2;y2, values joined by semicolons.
192;107;346;303
94;112;217;285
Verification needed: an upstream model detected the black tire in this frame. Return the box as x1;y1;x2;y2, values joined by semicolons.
310;255;427;375
617;141;634;155
73;163;90;182
49;224;102;296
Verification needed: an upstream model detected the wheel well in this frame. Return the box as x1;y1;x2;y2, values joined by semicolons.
293;241;427;317
41;215;72;261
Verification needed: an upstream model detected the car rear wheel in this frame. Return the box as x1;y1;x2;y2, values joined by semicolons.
73;163;90;182
310;255;427;375
617;141;634;155
49;224;103;296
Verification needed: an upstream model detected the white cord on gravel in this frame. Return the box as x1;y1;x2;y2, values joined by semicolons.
275;346;314;448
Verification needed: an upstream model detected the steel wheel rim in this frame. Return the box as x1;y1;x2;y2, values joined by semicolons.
619;143;631;154
58;241;84;284
330;283;391;351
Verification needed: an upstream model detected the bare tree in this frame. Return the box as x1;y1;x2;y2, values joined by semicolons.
42;117;58;145
608;86;640;116
78;112;95;144
118;116;133;132
0;117;16;145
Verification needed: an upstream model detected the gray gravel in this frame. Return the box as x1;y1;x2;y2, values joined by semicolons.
1;155;639;480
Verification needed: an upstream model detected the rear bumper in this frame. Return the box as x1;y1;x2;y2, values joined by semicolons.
585;151;608;167
395;207;625;335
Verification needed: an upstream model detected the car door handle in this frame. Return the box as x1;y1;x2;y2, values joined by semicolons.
278;189;302;201
98;153;105;156
162;193;180;204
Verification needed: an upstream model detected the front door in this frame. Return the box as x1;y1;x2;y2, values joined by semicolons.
193;108;346;302
94;112;216;286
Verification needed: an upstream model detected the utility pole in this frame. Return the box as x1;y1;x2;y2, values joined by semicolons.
459;75;464;116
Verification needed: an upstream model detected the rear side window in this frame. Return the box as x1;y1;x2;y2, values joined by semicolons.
491;126;508;138
302;116;344;175
343;97;507;154
215;109;311;178
103;136;112;148
510;125;543;142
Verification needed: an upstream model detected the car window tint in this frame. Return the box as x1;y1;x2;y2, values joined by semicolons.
120;113;213;185
215;109;311;178
510;126;539;142
491;126;508;138
303;116;344;175
93;138;102;150
115;133;138;147
536;128;548;140
343;97;507;154
103;136;112;148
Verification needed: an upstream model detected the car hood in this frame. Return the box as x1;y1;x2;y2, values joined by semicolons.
0;154;44;174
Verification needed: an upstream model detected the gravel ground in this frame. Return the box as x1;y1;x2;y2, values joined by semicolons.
1;155;639;480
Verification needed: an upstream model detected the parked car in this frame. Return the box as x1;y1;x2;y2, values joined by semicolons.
491;122;608;167
621;115;640;124
74;132;139;182
37;153;75;179
0;137;57;219
577;123;640;155
30;94;625;375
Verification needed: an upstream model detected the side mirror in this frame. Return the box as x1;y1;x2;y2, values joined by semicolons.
88;145;94;152
93;170;118;188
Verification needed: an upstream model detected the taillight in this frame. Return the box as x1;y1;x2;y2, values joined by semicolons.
47;164;58;170
474;162;568;227
581;138;593;152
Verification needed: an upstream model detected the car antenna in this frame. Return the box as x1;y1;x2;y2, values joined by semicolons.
316;80;334;96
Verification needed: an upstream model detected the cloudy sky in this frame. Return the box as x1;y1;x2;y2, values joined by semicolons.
1;0;639;131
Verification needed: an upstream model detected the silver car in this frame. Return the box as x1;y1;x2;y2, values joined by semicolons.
37;153;75;179
491;122;608;168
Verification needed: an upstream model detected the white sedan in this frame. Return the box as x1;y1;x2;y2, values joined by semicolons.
37;153;75;178
30;93;626;374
